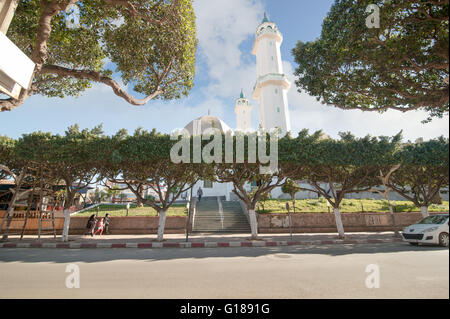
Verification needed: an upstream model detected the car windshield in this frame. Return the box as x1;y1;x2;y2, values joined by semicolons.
418;215;449;225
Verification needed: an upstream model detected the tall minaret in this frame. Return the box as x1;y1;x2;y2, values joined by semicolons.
234;89;253;133
252;13;291;135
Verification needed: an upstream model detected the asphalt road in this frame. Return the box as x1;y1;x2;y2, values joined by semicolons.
0;242;448;299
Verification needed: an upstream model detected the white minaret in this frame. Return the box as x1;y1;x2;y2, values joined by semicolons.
252;13;291;135
234;90;253;133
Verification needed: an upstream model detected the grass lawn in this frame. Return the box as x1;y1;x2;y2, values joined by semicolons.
256;198;449;214
74;204;188;217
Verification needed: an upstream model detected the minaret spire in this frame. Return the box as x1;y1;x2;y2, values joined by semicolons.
252;14;291;135
235;90;252;133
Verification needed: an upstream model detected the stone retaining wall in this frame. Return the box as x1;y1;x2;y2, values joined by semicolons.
0;210;65;234
68;216;188;235
1;210;447;235
257;212;446;233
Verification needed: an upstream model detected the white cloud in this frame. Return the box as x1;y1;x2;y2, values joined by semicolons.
194;0;264;98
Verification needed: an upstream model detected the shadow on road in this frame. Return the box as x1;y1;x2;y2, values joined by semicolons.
0;243;447;264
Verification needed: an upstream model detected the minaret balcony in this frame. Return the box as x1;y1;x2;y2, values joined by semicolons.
252;25;283;54
252;73;291;99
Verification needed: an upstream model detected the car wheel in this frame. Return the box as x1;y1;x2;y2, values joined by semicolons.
409;242;419;246
438;232;449;247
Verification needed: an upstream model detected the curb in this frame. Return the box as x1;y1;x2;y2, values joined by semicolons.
0;238;404;249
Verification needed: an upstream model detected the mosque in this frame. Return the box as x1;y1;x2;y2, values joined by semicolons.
185;13;291;137
181;13;310;201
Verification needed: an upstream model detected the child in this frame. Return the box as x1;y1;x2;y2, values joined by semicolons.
94;217;104;236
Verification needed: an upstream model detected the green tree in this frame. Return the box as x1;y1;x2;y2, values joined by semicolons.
285;130;402;238
389;137;449;217
292;0;449;122
368;164;402;238
281;179;302;213
215;163;285;240
0;135;18;180
1;0;197;111
211;133;292;240
250;188;271;213
100;128;199;241
15;124;105;241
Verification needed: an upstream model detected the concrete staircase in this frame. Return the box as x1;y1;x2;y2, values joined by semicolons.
193;197;251;233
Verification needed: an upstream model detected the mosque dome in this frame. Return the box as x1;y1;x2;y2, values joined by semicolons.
184;115;233;135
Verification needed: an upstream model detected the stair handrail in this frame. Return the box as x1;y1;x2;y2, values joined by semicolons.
70;203;101;216
217;196;224;230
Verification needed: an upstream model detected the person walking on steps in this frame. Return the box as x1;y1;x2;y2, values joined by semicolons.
197;187;203;202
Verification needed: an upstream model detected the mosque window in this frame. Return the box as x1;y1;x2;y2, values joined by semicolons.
277;107;280;113
271;56;274;61
275;89;278;94
204;180;213;188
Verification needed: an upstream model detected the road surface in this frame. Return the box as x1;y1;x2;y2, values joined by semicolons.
0;242;448;298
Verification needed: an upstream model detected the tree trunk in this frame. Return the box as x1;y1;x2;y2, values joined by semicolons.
137;197;144;208
157;210;167;242
61;209;71;242
137;186;144;207
420;206;429;218
333;207;345;239
248;209;258;239
1;169;26;240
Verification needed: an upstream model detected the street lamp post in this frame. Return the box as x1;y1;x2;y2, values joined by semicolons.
285;202;293;241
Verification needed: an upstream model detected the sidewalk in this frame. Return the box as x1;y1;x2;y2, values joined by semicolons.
0;232;404;248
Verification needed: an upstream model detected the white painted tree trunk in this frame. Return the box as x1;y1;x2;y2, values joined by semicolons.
333;208;345;238
157;210;167;242
420;206;429;218
248;209;258;239
61;209;71;242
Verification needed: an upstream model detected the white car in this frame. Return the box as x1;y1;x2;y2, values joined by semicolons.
402;214;449;247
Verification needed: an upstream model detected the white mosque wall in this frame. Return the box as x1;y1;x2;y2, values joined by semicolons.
191;180;234;201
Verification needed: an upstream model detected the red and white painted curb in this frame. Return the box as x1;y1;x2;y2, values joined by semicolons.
0;238;404;249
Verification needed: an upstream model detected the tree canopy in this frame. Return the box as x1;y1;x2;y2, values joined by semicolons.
1;126;448;240
292;0;449;122
1;0;197;111
389;137;449;213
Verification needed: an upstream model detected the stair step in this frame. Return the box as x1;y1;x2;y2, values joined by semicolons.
194;199;250;233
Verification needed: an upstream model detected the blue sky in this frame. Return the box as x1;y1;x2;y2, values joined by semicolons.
0;0;448;141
